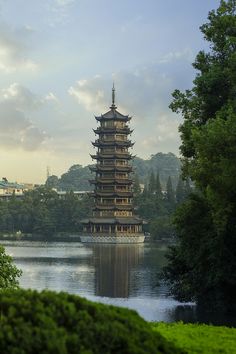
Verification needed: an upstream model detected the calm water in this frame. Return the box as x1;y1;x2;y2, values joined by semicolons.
3;240;235;326
2;240;197;322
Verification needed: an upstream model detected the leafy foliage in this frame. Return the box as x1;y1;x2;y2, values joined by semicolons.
133;152;181;187
46;164;93;191
0;246;22;289
0;289;182;354
165;0;236;312
45;154;181;192
0;186;93;236
134;171;191;240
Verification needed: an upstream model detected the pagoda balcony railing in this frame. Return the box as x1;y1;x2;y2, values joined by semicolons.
96;202;132;206
90;179;133;185
98;163;131;167
82;232;143;237
90;177;132;182
95;205;133;210
98;174;128;179
95;189;132;193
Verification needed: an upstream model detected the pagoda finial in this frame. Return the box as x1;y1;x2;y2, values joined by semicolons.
110;83;117;109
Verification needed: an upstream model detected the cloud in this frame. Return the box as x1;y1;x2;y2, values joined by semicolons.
0;83;47;151
45;92;59;103
0;23;37;73
68;59;190;156
1;83;42;110
158;48;194;64
54;0;75;6
140;114;180;153
68;76;107;112
46;0;76;26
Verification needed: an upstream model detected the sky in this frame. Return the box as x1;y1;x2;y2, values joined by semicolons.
0;0;220;183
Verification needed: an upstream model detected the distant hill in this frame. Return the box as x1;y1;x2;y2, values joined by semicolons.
133;152;181;188
46;164;93;191
45;153;181;191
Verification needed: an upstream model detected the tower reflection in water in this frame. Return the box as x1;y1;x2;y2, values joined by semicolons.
91;244;144;298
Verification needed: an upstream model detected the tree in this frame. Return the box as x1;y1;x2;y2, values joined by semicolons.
166;177;175;212
155;172;162;200
175;175;185;204
0;246;22;289
164;0;236;312
148;170;156;194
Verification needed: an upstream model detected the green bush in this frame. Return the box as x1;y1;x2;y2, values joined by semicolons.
0;289;182;354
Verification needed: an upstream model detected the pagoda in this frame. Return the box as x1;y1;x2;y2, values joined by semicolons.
80;86;145;243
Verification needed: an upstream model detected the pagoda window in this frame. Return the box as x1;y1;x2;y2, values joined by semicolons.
103;134;114;141
116;147;127;153
101;198;113;204
101;185;114;191
116;198;128;204
116;173;127;179
116;160;127;166
101;147;115;153
101;210;114;216
115;134;126;141
102;121;114;128
114;121;125;128
101;225;109;232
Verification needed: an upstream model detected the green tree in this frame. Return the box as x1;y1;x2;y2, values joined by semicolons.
166;177;175;212
175;175;185;204
165;0;236;312
0;246;22;289
155;172;162;200
148;170;156;194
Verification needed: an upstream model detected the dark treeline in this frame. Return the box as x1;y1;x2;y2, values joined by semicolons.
0;172;191;239
134;172;192;240
0;187;93;236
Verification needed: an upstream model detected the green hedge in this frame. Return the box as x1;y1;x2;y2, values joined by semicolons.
152;322;236;354
0;289;182;354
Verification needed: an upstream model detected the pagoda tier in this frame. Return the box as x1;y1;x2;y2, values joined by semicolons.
89;165;133;173
94;205;133;211
92;191;133;197
93;127;133;135
90;153;134;160
92;140;134;148
89;178;133;185
81;86;144;243
95;111;131;122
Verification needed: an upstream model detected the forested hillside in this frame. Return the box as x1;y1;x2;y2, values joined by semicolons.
45;153;181;191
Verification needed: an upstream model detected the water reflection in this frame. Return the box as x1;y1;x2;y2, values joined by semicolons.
3;240;235;325
92;244;143;298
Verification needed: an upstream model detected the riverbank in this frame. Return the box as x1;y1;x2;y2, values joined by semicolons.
152;322;236;353
0;232;81;242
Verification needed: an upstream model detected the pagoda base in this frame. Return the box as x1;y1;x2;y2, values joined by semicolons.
80;234;145;244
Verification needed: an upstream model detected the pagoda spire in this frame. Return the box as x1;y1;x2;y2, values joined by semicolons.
110;83;117;109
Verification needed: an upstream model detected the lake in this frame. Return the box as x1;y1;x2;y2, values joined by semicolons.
2;240;234;325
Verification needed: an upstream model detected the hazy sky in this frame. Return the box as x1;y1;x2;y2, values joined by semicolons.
0;0;219;183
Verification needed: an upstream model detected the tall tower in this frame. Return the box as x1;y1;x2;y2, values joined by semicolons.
81;86;144;243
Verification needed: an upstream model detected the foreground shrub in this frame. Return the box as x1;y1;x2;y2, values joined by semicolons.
0;245;22;289
0;289;182;354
